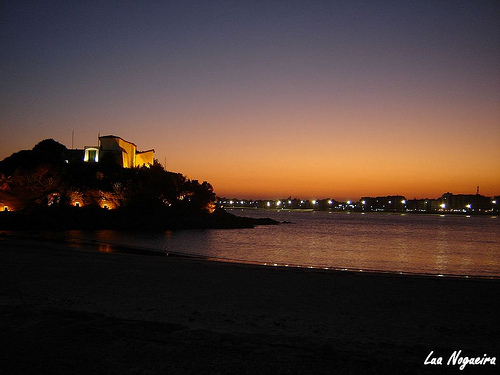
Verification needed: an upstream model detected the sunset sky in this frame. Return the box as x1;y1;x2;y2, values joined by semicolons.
1;0;499;200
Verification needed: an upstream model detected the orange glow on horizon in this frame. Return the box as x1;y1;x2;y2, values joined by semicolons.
163;114;500;200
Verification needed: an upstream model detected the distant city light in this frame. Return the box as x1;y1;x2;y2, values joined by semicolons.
215;192;496;215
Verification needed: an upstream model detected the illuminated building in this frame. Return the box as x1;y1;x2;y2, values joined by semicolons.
406;199;439;212
84;135;154;168
438;192;492;212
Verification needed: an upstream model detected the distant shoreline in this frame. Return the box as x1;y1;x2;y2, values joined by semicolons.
225;207;499;216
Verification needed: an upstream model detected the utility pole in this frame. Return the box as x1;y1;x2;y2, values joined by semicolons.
71;131;74;149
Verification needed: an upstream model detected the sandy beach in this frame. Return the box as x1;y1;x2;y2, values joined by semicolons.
1;234;498;374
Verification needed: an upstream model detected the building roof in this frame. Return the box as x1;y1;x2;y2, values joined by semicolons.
99;135;137;147
98;135;154;154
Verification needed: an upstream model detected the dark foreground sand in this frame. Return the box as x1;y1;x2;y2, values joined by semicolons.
0;235;498;374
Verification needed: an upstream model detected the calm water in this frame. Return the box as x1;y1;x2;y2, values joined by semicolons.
16;210;500;277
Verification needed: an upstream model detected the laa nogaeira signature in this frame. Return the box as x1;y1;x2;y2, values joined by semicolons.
424;350;496;370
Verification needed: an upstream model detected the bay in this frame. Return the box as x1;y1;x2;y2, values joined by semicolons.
41;209;500;278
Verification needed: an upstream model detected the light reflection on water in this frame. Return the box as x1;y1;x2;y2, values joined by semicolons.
9;210;500;277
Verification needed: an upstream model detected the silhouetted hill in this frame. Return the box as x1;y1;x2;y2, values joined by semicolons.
0;139;67;176
0;139;277;229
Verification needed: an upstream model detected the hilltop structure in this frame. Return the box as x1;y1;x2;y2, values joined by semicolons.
84;135;154;168
0;137;219;217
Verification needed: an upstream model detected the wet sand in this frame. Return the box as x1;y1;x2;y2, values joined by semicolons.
0;235;499;374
